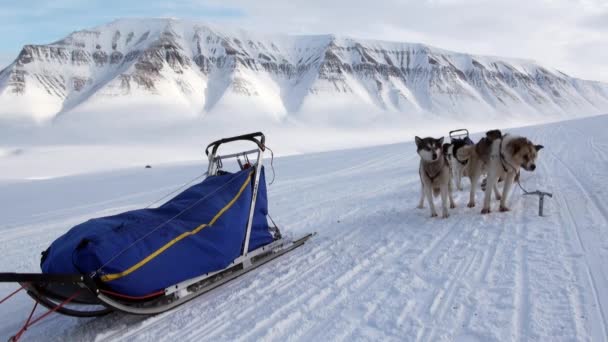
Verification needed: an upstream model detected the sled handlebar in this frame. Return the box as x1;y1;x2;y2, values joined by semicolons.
449;129;469;138
205;132;266;156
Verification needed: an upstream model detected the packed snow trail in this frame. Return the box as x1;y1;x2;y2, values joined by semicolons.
1;115;608;341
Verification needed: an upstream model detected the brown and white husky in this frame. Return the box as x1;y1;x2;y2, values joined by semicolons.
457;131;543;214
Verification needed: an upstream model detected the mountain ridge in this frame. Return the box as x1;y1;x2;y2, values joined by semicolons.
1;17;608;123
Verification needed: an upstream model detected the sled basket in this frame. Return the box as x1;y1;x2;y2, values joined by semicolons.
449;128;474;145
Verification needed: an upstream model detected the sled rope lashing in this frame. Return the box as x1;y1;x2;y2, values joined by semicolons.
96;171;254;282
144;171;209;209
0;285;24;305
236;144;275;184
266;145;276;185
99;288;165;300
233;143;278;232
215;156;224;170
9;291;81;342
236;153;251;170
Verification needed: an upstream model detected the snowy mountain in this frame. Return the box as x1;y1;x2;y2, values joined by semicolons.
2;18;608;123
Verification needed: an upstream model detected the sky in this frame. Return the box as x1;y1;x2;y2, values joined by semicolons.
1;0;607;82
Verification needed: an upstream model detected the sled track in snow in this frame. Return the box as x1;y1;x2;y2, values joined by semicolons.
2;116;608;341
542;146;608;341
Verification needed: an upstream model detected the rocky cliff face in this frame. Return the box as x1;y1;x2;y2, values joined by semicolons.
1;18;608;123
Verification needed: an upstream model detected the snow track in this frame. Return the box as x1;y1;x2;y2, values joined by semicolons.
1;115;608;341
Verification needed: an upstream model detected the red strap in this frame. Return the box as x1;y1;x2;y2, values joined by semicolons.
11;302;38;342
100;288;165;300
0;285;24;305
11;291;81;342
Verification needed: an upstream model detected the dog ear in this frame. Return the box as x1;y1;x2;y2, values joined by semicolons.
535;144;544;152
415;136;422;147
438;137;444;145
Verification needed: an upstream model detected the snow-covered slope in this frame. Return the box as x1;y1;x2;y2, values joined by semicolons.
1;18;608;123
1;115;608;341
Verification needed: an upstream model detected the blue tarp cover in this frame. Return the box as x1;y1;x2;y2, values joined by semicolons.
41;168;274;296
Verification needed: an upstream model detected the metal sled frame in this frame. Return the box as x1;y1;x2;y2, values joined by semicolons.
449;128;470;142
0;132;313;321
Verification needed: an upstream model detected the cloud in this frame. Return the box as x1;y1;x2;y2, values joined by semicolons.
580;10;608;29
200;0;608;82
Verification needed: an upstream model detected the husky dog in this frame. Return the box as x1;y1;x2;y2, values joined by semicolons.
455;130;503;208
445;139;473;191
443;143;456;188
457;131;543;214
416;136;455;218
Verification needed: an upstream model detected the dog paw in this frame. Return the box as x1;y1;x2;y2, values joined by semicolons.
417;204;424;209
481;208;491;214
431;212;438;218
467;202;475;208
442;212;449;218
450;203;456;209
499;206;510;212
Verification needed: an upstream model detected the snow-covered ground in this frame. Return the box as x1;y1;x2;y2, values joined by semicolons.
1;114;608;341
0;115;503;180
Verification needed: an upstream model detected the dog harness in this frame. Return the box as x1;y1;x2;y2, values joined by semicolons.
425;168;441;183
498;135;511;173
451;141;469;166
454;151;468;166
423;155;448;183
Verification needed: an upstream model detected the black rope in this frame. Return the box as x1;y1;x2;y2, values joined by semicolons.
266;146;276;185
262;146;280;237
145;172;208;209
498;137;511;173
515;171;532;194
267;213;279;229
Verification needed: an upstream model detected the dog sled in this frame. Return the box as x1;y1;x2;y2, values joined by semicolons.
0;132;313;341
446;129;474;166
449;128;474;145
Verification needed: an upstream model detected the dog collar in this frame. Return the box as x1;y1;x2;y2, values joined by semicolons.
454;154;468;166
499;135;513;173
452;144;469;165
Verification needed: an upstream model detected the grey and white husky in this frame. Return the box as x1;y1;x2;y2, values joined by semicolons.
415;136;455;218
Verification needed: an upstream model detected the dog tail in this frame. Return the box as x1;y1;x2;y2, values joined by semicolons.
433;187;440;197
456;145;474;161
